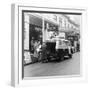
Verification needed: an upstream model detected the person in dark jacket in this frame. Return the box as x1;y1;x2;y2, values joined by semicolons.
40;42;48;63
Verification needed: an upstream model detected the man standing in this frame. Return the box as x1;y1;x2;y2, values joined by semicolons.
40;42;48;63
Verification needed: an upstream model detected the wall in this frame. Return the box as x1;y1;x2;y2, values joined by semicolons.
0;0;89;89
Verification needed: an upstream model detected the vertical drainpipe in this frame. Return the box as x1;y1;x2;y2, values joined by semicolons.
57;15;60;35
58;16;60;34
24;13;30;51
42;16;45;42
24;13;32;63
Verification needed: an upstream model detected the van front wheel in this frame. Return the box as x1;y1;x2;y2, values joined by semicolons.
68;54;72;58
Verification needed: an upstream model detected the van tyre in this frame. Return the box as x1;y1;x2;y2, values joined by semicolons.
61;56;64;61
68;54;72;58
60;55;64;61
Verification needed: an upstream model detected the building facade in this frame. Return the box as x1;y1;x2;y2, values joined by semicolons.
24;12;80;64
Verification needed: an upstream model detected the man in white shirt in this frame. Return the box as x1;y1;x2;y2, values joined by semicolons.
55;35;60;50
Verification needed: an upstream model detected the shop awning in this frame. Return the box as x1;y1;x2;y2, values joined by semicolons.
29;14;42;27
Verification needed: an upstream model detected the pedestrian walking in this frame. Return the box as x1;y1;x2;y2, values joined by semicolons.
40;42;48;63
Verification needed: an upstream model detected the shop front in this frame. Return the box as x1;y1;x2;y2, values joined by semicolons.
66;31;80;52
24;14;42;64
24;13;59;65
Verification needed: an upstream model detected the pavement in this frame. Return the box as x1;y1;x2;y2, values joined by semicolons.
24;52;80;77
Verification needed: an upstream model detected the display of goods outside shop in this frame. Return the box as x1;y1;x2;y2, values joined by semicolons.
24;51;32;65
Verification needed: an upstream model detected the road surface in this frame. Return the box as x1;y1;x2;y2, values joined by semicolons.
24;52;80;77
